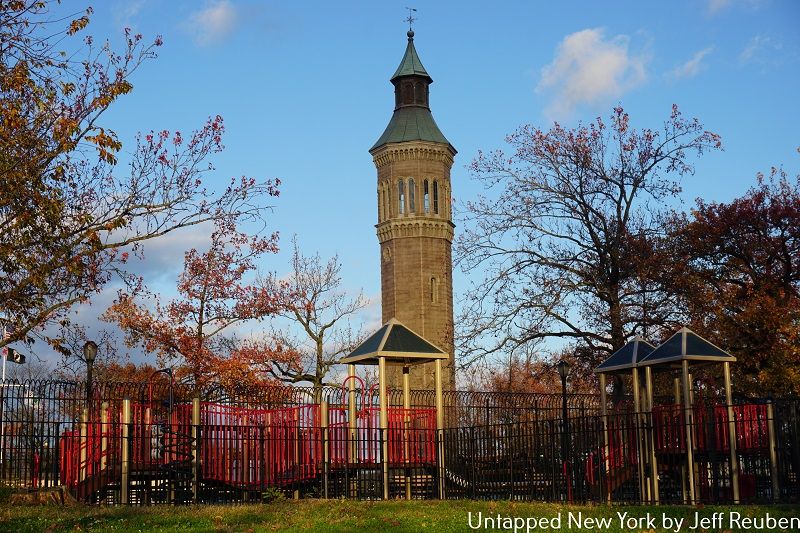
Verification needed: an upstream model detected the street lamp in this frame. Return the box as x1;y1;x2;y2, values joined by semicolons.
556;359;571;501
83;341;97;405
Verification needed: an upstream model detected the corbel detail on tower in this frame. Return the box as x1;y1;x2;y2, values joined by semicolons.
376;217;455;243
372;144;455;168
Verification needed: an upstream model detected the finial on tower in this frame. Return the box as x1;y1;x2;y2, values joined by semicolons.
405;7;417;38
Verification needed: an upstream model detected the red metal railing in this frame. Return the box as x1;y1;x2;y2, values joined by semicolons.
652;403;768;453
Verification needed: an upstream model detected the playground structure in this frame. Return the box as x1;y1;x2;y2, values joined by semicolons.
0;324;798;504
592;328;790;504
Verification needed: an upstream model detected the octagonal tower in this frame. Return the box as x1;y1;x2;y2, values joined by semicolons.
370;30;456;390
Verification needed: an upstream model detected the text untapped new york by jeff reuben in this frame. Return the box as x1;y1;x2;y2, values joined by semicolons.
467;510;800;532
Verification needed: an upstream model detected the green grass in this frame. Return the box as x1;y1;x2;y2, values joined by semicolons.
0;499;797;532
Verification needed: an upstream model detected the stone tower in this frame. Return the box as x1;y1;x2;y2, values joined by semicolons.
370;30;456;390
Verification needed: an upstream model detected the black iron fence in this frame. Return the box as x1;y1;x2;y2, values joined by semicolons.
0;379;797;505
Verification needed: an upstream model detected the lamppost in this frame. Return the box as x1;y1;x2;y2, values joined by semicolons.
83;341;97;405
556;359;571;501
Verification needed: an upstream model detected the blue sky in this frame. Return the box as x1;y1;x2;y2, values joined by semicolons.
28;0;800;369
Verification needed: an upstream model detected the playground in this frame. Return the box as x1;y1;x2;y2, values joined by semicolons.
0;325;798;506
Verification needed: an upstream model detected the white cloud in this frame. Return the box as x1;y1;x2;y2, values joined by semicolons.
669;47;714;80
707;0;766;15
114;0;146;27
186;1;238;47
536;28;648;119
740;35;782;64
707;0;732;14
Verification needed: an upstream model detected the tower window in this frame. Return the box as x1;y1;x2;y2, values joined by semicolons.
408;178;415;213
430;276;439;303
433;180;439;214
398;179;405;214
423;180;430;213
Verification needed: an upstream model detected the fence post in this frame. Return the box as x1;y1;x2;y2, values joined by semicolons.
293;407;300;500
79;408;88;483
470;425;476;499
100;402;108;472
599;373;611;503
121;398;130;505
508;422;514;500
243;411;250;502
192;397;200;504
766;400;780;502
321;401;329;499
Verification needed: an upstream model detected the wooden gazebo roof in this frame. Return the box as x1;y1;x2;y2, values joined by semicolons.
638;327;736;369
594;337;657;375
340;318;448;366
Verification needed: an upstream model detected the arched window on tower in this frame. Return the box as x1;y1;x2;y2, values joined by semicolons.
430;276;439;304
433;180;439;214
423;179;430;213
408;178;415;213
384;186;389;219
398;179;405;214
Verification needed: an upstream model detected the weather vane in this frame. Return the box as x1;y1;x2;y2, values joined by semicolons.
405;7;417;31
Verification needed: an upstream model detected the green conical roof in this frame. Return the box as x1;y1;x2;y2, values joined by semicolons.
371;30;454;153
370;106;451;151
391;30;431;81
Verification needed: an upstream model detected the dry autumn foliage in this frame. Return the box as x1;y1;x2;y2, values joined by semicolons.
0;1;280;357
104;220;293;394
661;165;800;395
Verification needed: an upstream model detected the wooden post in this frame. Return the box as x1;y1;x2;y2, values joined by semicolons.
321;401;329;499
121;399;131;505
632;368;647;502
673;376;687;503
79;408;88;483
435;359;444;499
673;377;681;404
682;360;696;504
403;366;411;410
191;397;200;504
723;362;740;503
403;366;411;501
645;366;659;503
599;373;611;502
378;357;389;499
766;401;780;502
100;402;109;471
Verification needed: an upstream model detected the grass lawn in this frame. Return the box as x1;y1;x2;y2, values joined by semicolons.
0;498;798;533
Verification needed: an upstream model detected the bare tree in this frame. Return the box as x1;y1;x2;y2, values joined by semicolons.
456;106;721;370
262;239;368;399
